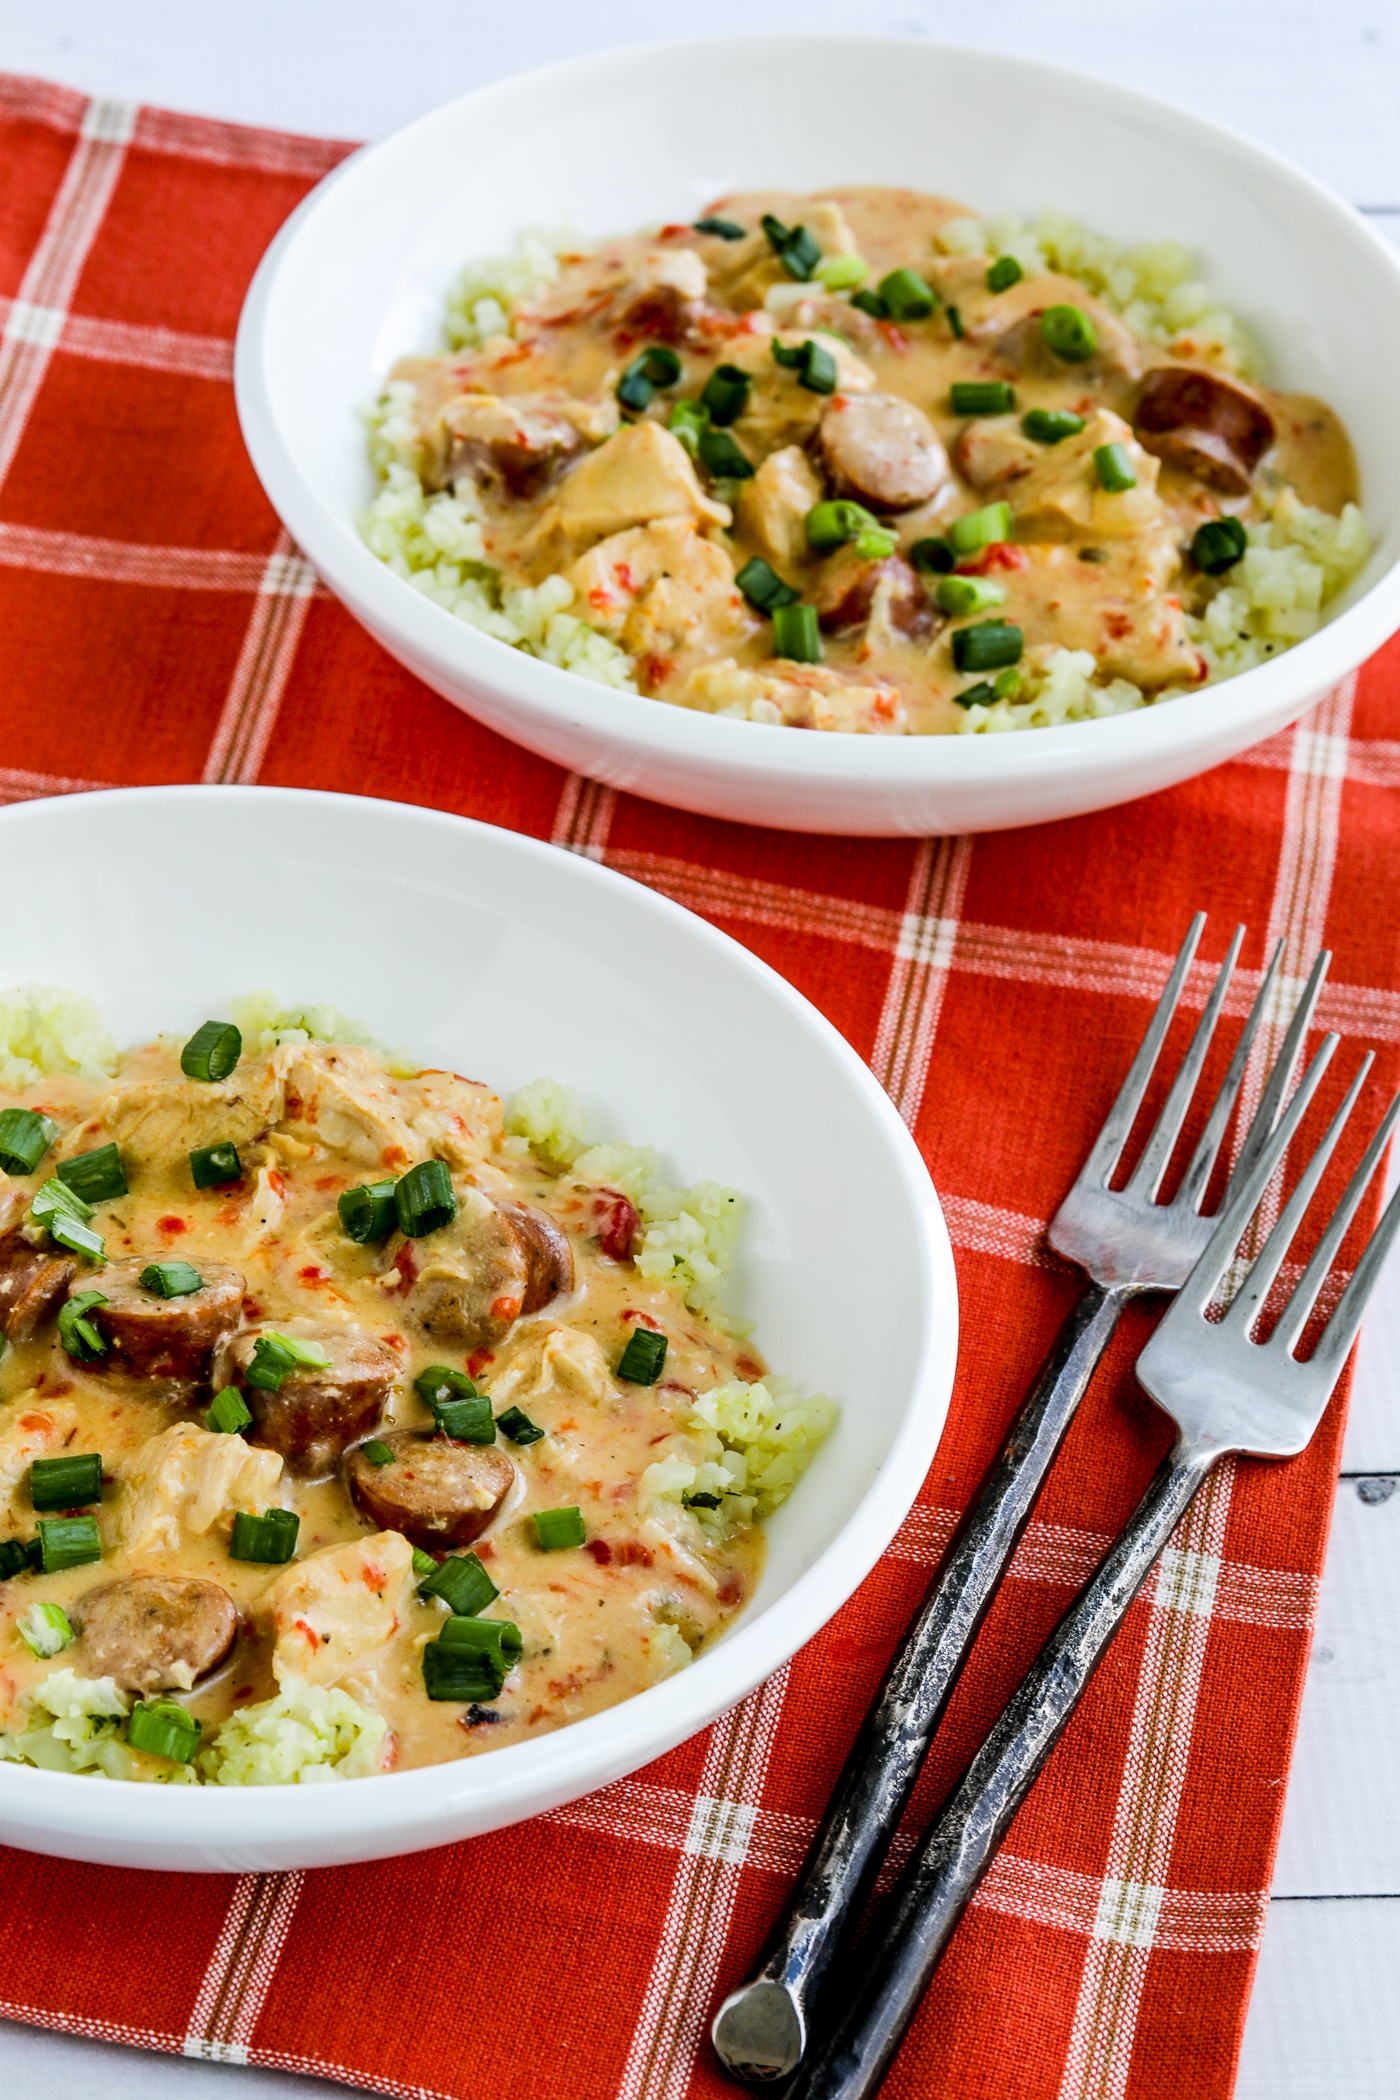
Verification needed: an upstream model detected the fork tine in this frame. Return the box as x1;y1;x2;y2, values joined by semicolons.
1176;1033;1339;1320
1125;924;1244;1202
1175;936;1283;1214
1078;913;1205;1190
1228;946;1332;1196
1224;1055;1373;1337
1297;1090;1400;1373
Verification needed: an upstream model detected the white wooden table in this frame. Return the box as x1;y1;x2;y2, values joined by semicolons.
0;4;1396;2094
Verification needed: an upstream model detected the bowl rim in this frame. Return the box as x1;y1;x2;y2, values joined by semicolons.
234;30;1400;798
0;782;958;1855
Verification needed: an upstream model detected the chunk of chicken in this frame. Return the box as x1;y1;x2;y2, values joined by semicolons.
681;659;908;734
1006;543;1204;691
279;1043;423;1174
530;422;731;559
737;445;824;573
704;196;860;310
953;414;1046;497
725;327;875;454
263;1530;415;1689
0;1397;78;1525
402;1070;502;1172
1004;409;1166;542
488;1323;618;1411
98;1057;284;1160
569;518;756;686
120;1421;284;1557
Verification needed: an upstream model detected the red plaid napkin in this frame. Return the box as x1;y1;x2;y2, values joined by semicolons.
2;73;1398;2100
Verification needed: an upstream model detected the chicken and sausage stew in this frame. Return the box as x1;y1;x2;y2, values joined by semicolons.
0;998;832;1784
363;188;1368;736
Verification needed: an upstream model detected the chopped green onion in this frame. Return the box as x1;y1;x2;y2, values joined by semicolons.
58;1290;108;1363
910;538;955;575
17;1599;74;1657
127;1698;201;1763
338;1179;398;1244
36;1514;101;1572
205;1387;253;1435
1192;516;1248;575
699;363;752;427
31;1175;92;1225
437;1614;523;1661
0;1108;58;1177
771;602;822;664
1039;304;1098;362
950;381;1016;416
361;1437;395;1467
698;427;754;480
244;1330;333;1393
1078;547;1109;563
806;498;880;552
180;1020;242;1084
1094;442;1138;492
140;1260;203;1298
947;502;1013;556
853;528;898;560
1021;407;1085;444
415;1364;476;1406
395;1158;457;1238
618;346;682;412
45;1208;106;1263
760;215;821;281
771;337;837;394
946;304;965;339
851;288;888;319
667;398;710;457
993;668;1023;701
986;255;1024;293
735;557;800;615
429;1388;495;1443
533;1505;586;1551
617;1326;669;1384
952;620;1024;673
877;268;936;320
229;1507;299;1564
693;216;746;240
190;1141;242;1189
30;1451;102;1511
56;1143;126;1205
683;1490;722;1510
815;254;868;292
936;575;1007;617
954;681;997;709
418;1551;498;1616
0;1539;29;1579
422;1640;501;1702
411;1546;437;1581
496;1405;545;1446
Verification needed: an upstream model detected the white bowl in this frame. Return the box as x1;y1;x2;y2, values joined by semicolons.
235;35;1400;837
0;786;954;1871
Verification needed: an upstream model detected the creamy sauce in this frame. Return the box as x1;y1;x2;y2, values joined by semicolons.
392;186;1357;734
0;1041;764;1777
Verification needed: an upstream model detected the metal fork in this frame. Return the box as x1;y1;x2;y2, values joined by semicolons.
787;1033;1400;2100
713;916;1329;2084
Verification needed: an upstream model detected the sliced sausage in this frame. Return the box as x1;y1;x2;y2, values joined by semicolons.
396;1196;574;1350
76;1574;237;1694
84;1259;244;1380
345;1431;516;1551
612;283;708;349
215;1317;398;1477
0;1229;76;1343
437;393;583;501
812;547;933;637
818;393;949;512
1133;366;1275;496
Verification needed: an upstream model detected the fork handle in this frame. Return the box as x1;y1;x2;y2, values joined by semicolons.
787;1435;1221;2100
711;1280;1133;2084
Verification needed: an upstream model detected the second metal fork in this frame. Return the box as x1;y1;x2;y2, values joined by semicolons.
712;914;1330;2084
